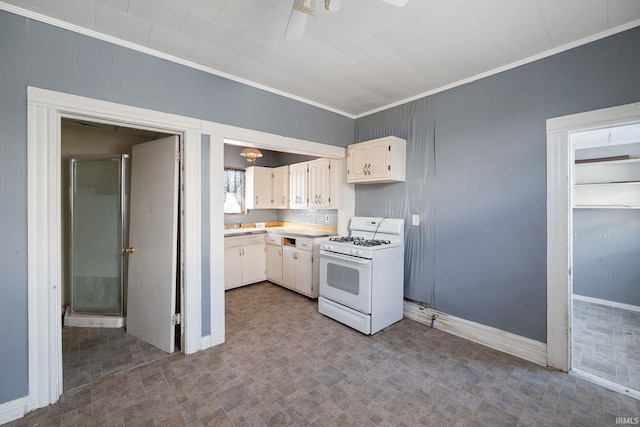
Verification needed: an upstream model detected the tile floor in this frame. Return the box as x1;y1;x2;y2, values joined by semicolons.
9;282;640;426
63;324;173;391
572;298;640;392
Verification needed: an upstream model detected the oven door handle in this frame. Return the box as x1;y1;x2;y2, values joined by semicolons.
320;250;372;265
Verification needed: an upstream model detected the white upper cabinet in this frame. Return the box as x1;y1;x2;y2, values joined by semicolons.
290;158;340;209
308;159;331;208
246;165;289;209
245;166;272;209
272;165;289;208
289;163;308;209
347;136;406;183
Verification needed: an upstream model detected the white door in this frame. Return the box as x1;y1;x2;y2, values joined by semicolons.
266;244;283;283
224;247;242;290
295;250;313;295
242;242;266;283
126;135;179;353
282;246;297;289
369;142;389;178
348;145;368;180
289;163;308;208
273;166;289;208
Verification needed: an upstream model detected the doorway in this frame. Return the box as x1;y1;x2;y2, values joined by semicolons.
60;119;182;390
570;130;640;396
546;101;640;400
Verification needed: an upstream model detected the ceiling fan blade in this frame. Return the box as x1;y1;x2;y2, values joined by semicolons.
380;0;408;6
285;8;310;40
324;0;345;12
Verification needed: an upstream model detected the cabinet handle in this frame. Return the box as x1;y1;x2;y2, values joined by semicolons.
255;195;258;205
282;196;285;204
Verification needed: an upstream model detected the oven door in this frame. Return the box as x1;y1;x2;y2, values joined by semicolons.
319;250;372;314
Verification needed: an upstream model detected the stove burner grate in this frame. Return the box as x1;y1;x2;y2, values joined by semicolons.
354;239;391;247
329;236;363;243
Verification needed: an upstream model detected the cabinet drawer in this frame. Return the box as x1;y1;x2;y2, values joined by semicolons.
266;234;282;246
296;237;313;251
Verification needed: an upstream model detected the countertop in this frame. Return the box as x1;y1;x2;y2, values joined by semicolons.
266;226;337;238
224;226;336;239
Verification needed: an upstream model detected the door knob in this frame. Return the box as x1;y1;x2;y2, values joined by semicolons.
123;247;136;254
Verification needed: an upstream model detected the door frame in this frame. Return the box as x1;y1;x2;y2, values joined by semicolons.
27;87;205;410
26;86;349;412
546;101;640;372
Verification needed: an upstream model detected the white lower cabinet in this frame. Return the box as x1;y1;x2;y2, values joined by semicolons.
282;246;313;296
281;238;316;298
265;233;319;298
266;234;283;283
224;234;266;290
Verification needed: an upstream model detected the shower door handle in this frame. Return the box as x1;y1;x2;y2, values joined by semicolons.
123;247;136;254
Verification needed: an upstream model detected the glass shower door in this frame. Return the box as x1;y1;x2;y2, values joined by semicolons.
70;155;128;315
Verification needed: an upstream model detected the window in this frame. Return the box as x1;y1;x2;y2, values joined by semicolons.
223;168;245;214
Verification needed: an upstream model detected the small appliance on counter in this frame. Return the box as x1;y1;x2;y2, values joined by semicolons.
318;216;405;334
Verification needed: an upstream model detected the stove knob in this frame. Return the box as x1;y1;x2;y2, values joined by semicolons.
329;245;334;250
351;249;357;255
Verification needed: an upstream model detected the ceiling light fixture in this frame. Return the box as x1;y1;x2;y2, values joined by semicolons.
293;0;315;14
240;147;263;163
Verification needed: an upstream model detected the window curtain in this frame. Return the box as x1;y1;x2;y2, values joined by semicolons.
223;168;244;214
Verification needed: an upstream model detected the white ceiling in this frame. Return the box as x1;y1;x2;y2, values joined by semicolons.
3;0;640;117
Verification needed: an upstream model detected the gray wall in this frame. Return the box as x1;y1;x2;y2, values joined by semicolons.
0;10;353;404
355;26;640;343
573;209;640;306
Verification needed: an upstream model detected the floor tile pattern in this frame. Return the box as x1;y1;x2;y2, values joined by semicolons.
62;325;172;391
572;298;640;392
10;283;640;426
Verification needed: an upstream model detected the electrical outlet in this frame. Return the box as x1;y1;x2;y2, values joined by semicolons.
324;215;330;223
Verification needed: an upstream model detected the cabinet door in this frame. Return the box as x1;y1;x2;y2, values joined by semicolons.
309;159;331;208
294;250;313;296
254;167;273;208
224;247;242;290
368;141;390;179
348;145;368;181
282;246;297;289
242;243;266;284
272;166;289;208
266;244;282;283
289;163;308;209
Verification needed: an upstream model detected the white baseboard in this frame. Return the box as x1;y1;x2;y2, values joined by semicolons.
403;300;547;367
572;294;640;313
0;396;28;425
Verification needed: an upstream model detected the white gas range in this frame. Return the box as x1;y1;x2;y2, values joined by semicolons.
318;217;405;335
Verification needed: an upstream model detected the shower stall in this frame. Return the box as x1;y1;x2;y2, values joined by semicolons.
64;154;130;328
